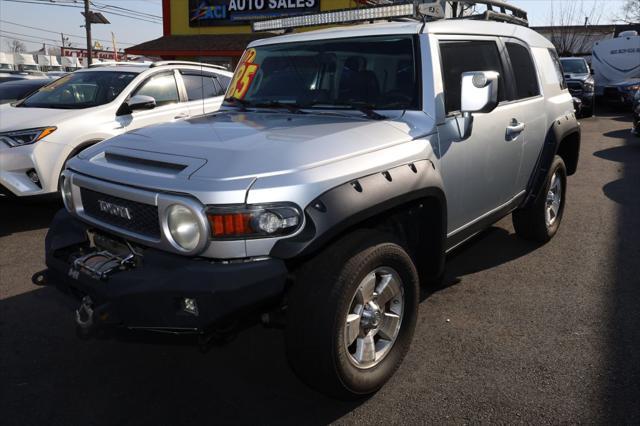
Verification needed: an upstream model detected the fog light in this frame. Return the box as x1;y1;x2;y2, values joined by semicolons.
26;169;41;188
182;298;199;316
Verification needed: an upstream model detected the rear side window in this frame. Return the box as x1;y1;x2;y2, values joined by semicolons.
506;42;540;99
547;48;567;90
440;40;507;114
217;75;231;92
181;72;224;100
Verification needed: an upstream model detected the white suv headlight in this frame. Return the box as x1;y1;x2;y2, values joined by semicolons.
0;127;56;147
167;204;201;251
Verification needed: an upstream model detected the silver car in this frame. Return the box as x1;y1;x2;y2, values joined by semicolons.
38;2;579;399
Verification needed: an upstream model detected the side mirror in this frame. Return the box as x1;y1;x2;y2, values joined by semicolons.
590;68;595;75
455;71;499;139
127;95;156;111
116;95;156;116
460;71;499;115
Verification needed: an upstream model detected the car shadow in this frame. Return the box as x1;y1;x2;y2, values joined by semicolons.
0;286;363;426
420;226;541;299
0;197;61;237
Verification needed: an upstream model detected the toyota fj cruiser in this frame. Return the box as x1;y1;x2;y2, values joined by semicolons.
37;1;580;398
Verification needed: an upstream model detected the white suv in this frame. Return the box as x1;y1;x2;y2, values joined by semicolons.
0;61;232;197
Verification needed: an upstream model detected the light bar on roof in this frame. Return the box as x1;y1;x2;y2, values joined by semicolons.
252;3;418;32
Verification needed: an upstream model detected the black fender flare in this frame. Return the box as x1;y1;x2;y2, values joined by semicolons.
522;114;580;208
270;159;447;261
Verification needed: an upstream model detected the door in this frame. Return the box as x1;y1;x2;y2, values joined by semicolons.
179;70;226;117
436;38;524;235
502;40;547;193
119;71;189;131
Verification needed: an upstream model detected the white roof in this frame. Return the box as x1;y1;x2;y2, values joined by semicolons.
250;19;553;49
14;53;37;65
37;54;60;66
74;64;148;74
0;52;14;64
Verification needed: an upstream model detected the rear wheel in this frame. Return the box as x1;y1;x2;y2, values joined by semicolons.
513;155;567;242
285;230;419;399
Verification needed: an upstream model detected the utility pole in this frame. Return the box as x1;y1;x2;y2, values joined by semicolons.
84;0;92;66
111;32;118;62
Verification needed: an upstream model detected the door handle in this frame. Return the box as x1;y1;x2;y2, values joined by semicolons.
506;119;525;139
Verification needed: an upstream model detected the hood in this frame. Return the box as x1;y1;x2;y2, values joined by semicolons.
564;73;591;82
78;110;415;183
609;78;640;87
0;103;80;132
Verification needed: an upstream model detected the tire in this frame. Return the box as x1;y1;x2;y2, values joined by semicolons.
513;155;567;242
285;229;420;399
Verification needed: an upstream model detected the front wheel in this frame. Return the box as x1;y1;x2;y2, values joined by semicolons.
285;230;419;399
513;155;567;242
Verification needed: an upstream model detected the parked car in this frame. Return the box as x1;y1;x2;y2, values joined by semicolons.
0;79;51;104
0;71;49;84
632;89;640;136
560;56;595;116
38;1;579;399
0;61;232;197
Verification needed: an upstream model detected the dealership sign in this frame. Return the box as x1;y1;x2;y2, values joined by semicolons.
189;0;320;26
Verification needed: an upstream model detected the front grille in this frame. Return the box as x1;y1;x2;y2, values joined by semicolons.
567;81;583;93
80;187;161;239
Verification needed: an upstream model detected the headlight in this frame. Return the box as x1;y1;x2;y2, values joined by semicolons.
0;127;56;147
583;82;594;92
623;84;640;93
167;204;201;251
206;204;301;239
60;174;74;212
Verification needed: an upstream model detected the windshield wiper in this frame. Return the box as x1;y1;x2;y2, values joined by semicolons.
348;102;387;120
254;100;306;114
223;97;253;111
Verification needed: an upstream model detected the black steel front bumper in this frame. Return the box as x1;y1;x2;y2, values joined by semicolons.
43;210;288;332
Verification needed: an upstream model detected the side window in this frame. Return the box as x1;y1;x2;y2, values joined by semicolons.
133;73;179;106
547;48;567;90
439;40;508;114
506;42;540;99
181;72;222;100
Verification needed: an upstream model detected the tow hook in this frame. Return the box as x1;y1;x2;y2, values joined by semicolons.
75;296;95;338
31;270;48;286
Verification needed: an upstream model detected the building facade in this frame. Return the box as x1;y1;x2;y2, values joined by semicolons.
126;0;366;69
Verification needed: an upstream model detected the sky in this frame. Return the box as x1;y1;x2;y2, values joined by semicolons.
0;0;629;53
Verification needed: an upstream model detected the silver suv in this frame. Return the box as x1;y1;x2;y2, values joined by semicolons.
38;2;580;399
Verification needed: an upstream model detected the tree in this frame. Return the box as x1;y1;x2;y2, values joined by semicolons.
619;0;640;24
547;0;607;56
5;39;27;53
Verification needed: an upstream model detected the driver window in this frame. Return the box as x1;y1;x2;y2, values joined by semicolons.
133;73;179;107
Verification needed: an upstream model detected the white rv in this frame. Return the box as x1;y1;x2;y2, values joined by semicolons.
592;30;640;104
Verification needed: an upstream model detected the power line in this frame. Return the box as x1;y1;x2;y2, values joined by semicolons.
0;29;61;44
2;0;163;24
0;19;136;45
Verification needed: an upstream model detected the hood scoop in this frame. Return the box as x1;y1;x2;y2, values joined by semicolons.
88;147;206;179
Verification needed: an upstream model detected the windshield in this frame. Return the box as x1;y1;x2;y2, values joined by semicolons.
225;35;420;111
560;59;588;74
20;71;137;109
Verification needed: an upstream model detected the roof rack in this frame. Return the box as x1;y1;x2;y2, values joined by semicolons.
252;0;528;32
88;61;150;68
150;60;229;71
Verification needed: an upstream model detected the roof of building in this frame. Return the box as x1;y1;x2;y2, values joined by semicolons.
125;34;272;56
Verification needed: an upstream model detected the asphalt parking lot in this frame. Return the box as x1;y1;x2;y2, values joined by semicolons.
1;111;639;425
